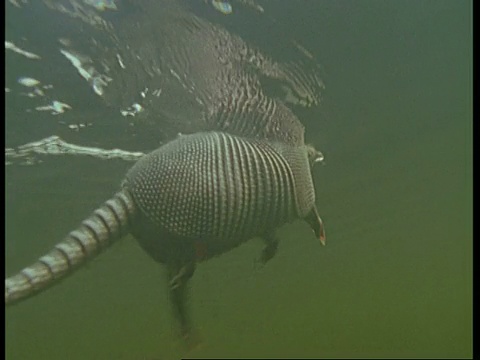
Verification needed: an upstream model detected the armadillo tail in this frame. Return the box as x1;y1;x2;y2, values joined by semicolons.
5;190;136;306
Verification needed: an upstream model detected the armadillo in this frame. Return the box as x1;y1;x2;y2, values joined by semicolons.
5;131;325;338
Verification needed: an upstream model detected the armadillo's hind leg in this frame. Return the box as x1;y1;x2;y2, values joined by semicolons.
258;232;279;266
167;260;196;340
169;261;195;290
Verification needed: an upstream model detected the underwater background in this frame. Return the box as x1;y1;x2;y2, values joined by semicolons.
5;0;472;359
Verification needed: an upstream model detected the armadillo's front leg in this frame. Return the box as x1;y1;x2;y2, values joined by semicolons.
258;232;279;266
305;205;326;245
167;260;196;339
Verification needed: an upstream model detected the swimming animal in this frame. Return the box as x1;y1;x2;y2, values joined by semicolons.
5;131;325;339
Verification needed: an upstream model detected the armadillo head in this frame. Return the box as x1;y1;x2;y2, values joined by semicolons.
306;143;325;168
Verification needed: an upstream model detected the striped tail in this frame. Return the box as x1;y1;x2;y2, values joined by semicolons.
5;190;136;305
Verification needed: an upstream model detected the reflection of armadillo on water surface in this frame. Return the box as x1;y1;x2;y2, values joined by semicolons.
5;131;326;341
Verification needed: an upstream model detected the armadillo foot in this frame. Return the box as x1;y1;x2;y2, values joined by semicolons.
258;233;279;266
181;326;203;351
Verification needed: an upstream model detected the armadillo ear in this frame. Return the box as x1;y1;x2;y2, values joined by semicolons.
306;144;325;167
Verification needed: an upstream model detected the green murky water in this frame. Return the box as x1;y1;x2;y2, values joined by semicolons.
5;1;472;358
